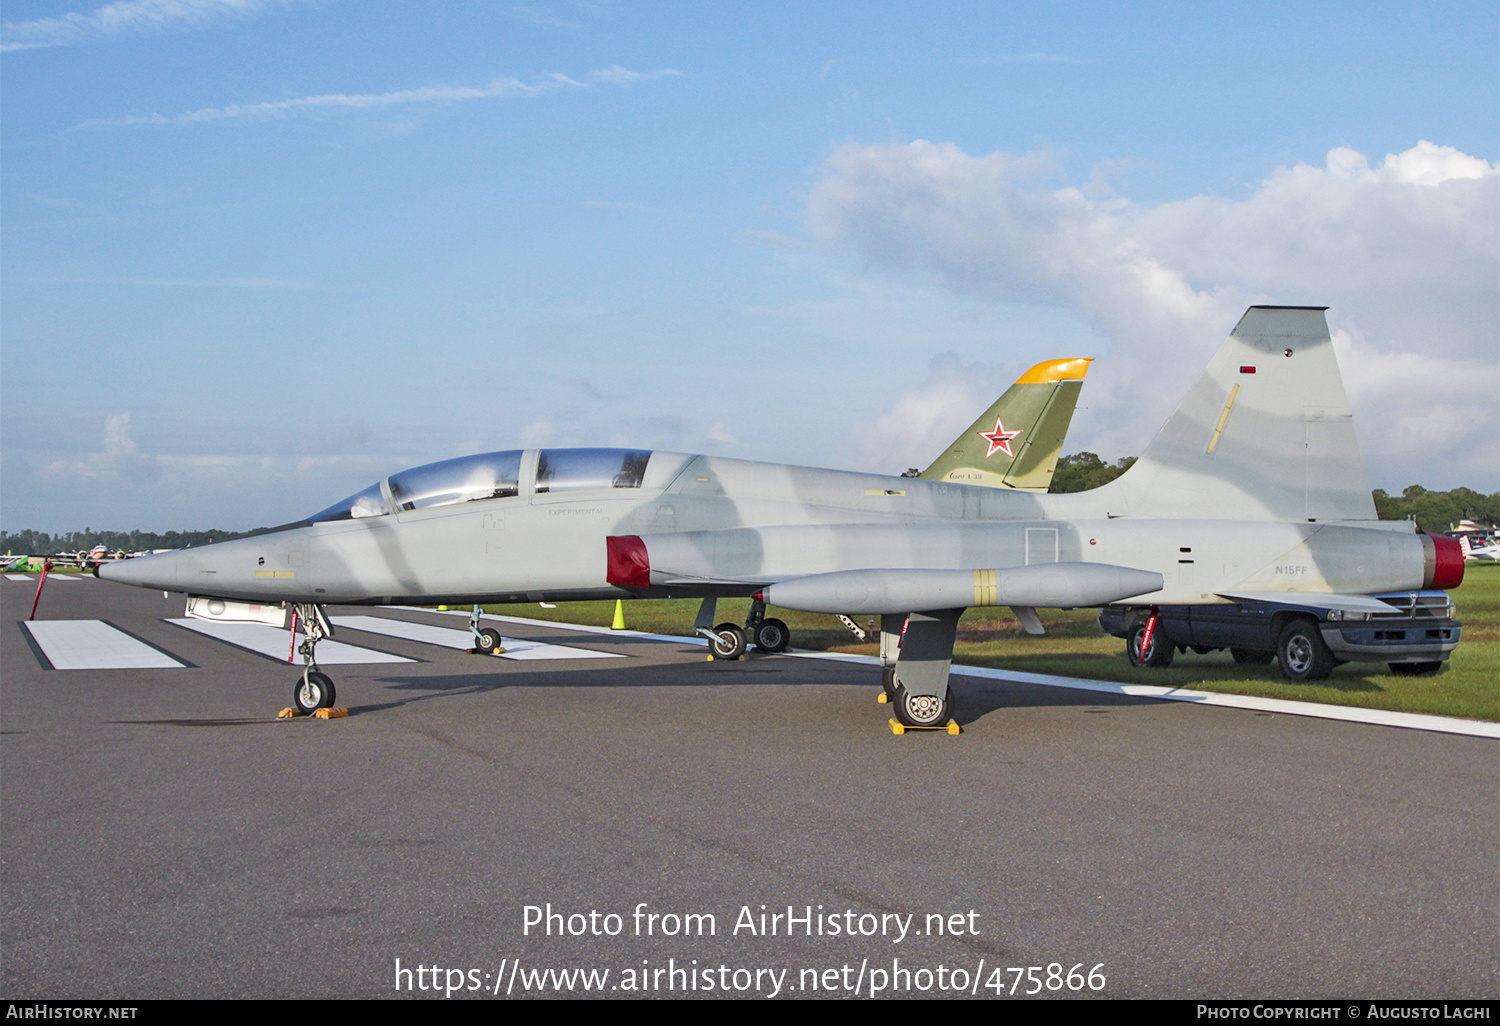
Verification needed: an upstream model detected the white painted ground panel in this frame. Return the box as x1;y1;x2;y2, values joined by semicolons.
332;615;621;660
6;574;33;581
166;619;414;664
23;620;185;670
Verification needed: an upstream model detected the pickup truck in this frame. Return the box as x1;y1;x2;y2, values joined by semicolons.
1097;591;1461;681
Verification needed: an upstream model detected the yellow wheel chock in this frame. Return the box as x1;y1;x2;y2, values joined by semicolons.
888;717;960;736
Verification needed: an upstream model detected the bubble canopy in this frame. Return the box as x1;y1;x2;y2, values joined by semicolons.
308;448;654;522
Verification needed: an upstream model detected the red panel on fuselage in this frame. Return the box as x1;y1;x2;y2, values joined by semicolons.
606;535;650;589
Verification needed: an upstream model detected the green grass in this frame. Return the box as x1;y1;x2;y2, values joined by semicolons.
481;562;1500;722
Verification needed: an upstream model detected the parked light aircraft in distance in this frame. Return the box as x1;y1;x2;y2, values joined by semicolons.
1458;534;1498;563
99;307;1465;727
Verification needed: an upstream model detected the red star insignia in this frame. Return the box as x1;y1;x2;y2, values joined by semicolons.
977;417;1022;459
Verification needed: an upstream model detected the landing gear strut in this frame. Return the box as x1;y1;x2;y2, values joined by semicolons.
884;609;962;732
469;604;505;654
695;597;793;659
289;603;338;714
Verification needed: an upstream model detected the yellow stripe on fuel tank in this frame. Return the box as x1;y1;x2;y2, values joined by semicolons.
972;568;997;606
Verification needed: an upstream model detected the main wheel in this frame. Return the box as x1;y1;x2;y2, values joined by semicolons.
710;623;746;660
1389;661;1442;676
475;627;503;654
1231;648;1274;665
1127;619;1174;667
293;671;336;714
894;682;951;728
1277;620;1334;681
754;617;790;653
880;666;898;701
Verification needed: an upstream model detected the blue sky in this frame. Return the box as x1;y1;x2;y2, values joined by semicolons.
3;0;1496;531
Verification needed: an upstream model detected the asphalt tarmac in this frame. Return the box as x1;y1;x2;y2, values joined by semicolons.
3;575;1496;999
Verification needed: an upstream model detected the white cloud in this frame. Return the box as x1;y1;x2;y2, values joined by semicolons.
22;414;397;530
103;413;138;456
860;353;1014;473
1;0;294;52
808;140;1499;489
518;418;555;447
81;66;683;128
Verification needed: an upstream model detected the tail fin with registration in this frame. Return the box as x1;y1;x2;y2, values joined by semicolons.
1088;306;1376;523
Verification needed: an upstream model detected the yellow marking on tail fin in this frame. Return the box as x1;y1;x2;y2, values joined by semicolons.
1206;384;1240;456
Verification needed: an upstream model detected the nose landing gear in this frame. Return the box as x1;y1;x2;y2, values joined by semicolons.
283;604;345;718
468;604;506;654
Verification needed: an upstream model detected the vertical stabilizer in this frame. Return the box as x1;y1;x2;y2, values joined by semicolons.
920;357;1091;491
1095;307;1375;522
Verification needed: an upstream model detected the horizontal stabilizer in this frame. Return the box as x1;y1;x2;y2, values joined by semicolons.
759;562;1163;615
1215;591;1397;614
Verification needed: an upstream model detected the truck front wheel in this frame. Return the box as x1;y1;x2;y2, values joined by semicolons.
1277;620;1335;681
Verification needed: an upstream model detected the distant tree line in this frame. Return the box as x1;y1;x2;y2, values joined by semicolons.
1372;486;1499;534
1;528;263;556
1048;452;1138;493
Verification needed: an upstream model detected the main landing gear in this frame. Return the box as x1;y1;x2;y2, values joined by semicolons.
877;610;961;734
288;603;340;716
697;598;791;659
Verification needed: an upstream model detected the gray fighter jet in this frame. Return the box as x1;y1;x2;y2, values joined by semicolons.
100;307;1466;726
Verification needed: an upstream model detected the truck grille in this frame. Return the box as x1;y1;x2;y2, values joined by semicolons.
1373;594;1454;620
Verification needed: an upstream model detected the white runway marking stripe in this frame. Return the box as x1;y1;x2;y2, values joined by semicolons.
6;574;33;581
22;620;185;670
787;651;1500;740
401;606;703;647
332;615;622;660
166;619;414;664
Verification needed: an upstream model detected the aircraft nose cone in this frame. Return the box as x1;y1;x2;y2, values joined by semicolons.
98;551;180;590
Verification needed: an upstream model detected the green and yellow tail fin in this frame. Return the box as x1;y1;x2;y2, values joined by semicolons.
918;357;1091;491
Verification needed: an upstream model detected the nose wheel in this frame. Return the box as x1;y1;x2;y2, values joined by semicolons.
469;604;506;654
293;670;337;714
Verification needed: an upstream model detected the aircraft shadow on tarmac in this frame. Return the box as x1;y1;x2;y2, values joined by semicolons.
325;653;1178;725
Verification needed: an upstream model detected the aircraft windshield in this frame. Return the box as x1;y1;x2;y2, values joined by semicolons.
388;450;523;511
309;482;387;523
535;449;651;493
